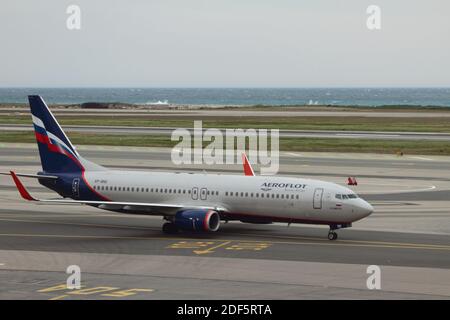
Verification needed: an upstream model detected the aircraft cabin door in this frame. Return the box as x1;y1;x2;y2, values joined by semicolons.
191;187;198;200
313;188;323;209
200;188;207;200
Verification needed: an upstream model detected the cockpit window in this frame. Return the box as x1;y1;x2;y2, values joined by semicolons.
335;194;342;199
347;194;358;199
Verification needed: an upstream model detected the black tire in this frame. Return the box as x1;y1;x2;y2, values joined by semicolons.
328;232;338;241
162;222;178;234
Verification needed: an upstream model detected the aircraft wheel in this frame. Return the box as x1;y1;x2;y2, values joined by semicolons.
162;222;178;234
328;232;338;241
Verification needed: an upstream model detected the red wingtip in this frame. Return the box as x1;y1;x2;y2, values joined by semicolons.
241;153;255;176
9;171;36;201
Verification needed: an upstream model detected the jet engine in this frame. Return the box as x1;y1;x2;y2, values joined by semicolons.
173;209;220;232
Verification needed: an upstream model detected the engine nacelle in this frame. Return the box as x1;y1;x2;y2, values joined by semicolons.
174;209;220;232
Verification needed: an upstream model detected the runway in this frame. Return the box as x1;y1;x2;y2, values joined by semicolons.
2;124;450;141
0;144;450;299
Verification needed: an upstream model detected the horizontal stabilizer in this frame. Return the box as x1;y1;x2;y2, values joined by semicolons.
0;172;59;180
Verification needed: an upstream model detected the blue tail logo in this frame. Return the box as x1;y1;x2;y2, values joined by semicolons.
29;95;82;173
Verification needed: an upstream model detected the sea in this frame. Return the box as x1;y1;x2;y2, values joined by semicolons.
0;87;449;107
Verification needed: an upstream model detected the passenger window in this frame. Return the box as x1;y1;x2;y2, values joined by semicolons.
296;195;299;199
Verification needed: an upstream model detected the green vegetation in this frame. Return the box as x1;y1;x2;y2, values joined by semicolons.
2;131;450;155
2;115;450;132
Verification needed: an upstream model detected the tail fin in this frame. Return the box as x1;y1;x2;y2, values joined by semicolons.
29;95;98;173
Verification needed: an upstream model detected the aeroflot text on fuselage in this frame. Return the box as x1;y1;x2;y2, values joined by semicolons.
260;182;307;191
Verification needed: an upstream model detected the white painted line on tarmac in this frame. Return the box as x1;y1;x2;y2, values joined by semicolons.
409;156;434;161
335;133;401;138
286;152;302;157
361;185;437;194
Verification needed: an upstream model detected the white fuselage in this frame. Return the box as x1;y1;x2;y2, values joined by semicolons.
86;170;373;225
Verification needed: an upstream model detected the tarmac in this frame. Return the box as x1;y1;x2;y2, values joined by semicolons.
0;144;449;299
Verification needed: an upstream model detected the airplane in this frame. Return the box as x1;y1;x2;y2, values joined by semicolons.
2;96;374;241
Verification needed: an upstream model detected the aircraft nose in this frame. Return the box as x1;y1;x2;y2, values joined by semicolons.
358;200;374;218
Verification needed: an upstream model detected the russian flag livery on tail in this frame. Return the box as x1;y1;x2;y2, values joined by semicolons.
30;95;81;173
29;95;109;201
3;95;373;240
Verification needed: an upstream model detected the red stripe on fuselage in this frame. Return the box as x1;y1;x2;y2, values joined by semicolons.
81;170;111;201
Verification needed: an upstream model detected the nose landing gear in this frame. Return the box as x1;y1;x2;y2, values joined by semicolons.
328;231;338;240
328;223;352;240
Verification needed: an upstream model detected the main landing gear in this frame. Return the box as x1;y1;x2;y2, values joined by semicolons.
327;223;352;241
162;222;178;234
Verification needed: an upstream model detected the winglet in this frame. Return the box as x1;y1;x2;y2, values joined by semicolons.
10;171;37;201
241;153;255;176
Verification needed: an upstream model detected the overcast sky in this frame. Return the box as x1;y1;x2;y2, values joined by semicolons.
1;0;449;87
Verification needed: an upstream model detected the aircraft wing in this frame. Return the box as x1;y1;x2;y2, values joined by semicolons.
9;171;227;215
